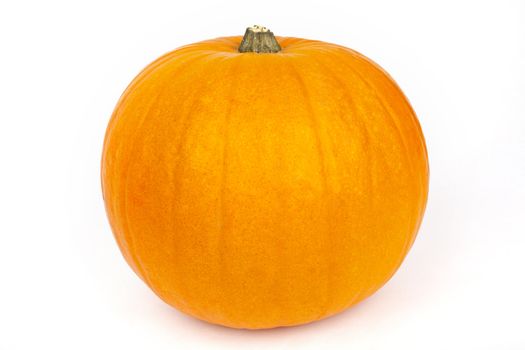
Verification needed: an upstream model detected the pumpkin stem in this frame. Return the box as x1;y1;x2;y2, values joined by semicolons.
238;25;281;53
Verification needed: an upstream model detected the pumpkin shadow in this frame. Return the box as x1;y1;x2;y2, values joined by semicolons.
167;294;382;341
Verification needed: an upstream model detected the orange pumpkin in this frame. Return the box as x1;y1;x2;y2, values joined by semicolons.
102;25;429;329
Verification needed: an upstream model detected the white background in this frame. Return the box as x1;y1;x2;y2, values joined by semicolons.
1;0;524;349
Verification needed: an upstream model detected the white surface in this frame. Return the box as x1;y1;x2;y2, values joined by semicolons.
1;0;524;349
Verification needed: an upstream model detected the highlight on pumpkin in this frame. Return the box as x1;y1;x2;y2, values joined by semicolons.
101;25;429;329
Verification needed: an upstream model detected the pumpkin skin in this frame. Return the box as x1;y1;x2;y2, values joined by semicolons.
101;35;429;329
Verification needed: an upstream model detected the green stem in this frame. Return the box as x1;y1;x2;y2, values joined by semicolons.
238;25;281;53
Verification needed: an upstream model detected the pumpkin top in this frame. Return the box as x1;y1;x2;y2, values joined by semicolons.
246;25;270;33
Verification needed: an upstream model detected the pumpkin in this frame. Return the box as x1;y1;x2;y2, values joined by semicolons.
101;25;429;329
